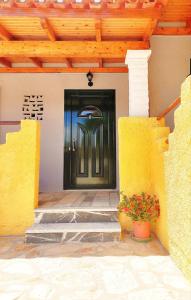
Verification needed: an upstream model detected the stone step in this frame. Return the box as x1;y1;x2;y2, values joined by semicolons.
35;207;118;224
26;222;121;243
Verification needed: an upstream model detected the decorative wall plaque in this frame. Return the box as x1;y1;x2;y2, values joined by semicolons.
22;95;44;120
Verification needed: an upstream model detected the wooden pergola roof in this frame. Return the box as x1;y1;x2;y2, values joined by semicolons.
0;0;190;73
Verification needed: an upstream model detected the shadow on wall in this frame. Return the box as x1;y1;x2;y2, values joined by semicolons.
0;125;21;144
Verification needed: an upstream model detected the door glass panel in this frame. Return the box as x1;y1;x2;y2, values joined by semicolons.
95;126;100;174
78;105;102;118
77;123;88;177
79;127;85;174
92;124;104;177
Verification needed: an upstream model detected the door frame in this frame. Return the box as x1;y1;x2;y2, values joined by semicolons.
64;89;116;190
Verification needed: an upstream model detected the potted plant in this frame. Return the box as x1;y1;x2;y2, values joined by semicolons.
118;192;160;241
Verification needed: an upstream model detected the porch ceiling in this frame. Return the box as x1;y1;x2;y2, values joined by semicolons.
0;0;190;73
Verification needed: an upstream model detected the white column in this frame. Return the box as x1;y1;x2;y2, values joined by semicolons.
125;50;151;117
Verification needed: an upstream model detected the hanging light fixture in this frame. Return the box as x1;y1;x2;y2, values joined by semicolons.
86;71;93;87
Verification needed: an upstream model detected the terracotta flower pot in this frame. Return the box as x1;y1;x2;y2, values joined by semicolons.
132;221;151;239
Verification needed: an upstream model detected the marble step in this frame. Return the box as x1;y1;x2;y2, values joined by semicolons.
35;207;118;224
26;222;121;243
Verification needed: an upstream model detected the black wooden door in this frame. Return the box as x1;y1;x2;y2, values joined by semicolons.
64;90;116;189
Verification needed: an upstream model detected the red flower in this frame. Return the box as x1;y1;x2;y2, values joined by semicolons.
122;207;129;212
118;192;160;222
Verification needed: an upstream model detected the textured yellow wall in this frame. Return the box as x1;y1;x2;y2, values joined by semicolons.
150;126;170;250
119;118;157;196
165;76;191;281
0;120;40;235
118;117;154;231
118;118;157;231
118;117;169;249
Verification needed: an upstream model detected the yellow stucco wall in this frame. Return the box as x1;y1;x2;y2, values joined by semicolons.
119;77;191;281
0;120;40;235
150;126;170;250
118;117;157;231
165;76;191;281
119;118;158;196
118;117;169;250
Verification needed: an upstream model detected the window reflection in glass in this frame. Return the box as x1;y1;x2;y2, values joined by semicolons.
78;105;102;118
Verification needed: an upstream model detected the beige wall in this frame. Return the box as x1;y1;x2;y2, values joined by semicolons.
0;36;190;191
149;36;191;129
0;73;129;192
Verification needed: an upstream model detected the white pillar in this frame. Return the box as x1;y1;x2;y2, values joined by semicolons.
125;50;151;117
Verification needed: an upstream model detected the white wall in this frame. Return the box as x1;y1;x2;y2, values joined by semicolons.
0;73;129;192
149;36;191;129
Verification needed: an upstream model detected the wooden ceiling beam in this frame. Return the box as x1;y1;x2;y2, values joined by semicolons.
40;18;56;41
0;41;149;58
64;57;124;63
0;58;12;68
0;24;12;41
154;27;191;35
5;35;144;42
186;19;191;28
0;67;128;73
29;57;43;68
0;7;162;19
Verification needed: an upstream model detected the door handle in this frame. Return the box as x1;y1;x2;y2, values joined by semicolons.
72;138;76;152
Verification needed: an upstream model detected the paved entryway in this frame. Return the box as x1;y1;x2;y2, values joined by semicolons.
4;192;188;299
0;237;190;300
0;236;167;258
39;191;119;208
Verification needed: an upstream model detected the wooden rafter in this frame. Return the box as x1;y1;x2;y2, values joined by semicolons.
40;18;56;41
0;58;12;68
153;19;191;35
63;58;72;68
0;8;162;19
143;19;158;41
95;19;102;42
0;41;149;58
0;24;12;41
0;67;128;73
98;58;103;68
154;19;191;35
136;0;144;9
95;19;103;68
30;57;43;68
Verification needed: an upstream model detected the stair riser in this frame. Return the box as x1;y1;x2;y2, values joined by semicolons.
26;232;120;243
35;211;118;224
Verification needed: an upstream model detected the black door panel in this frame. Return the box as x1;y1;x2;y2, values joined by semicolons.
64;90;116;189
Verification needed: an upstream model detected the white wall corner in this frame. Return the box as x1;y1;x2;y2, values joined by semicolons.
125;49;152;117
